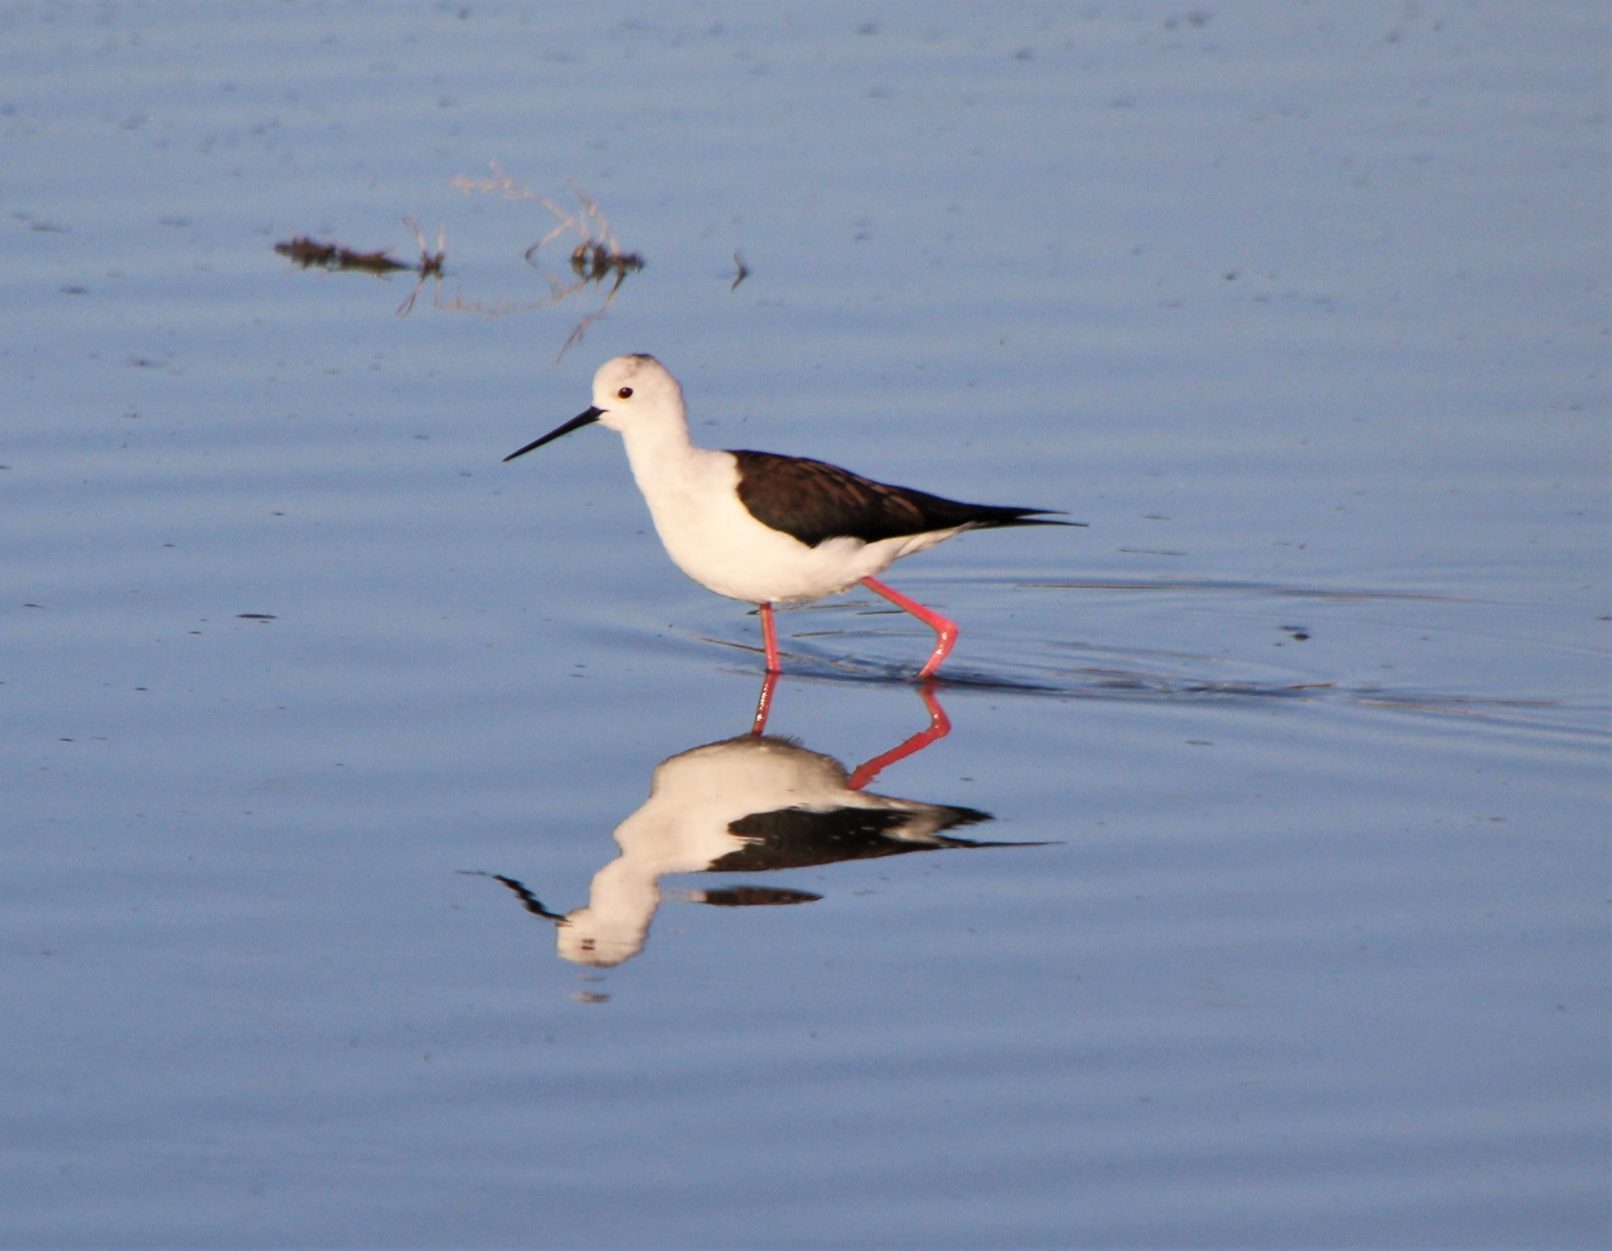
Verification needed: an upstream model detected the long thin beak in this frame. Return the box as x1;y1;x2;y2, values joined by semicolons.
503;405;604;462
461;871;569;925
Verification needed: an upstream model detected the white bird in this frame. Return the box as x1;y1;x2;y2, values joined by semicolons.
504;354;1079;677
475;731;1005;967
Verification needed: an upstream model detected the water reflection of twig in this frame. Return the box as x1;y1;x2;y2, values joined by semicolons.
395;215;446;315
521;183;644;361
448;167;644;360
274;169;649;358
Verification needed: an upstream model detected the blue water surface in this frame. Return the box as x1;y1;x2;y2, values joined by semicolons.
2;3;1607;1247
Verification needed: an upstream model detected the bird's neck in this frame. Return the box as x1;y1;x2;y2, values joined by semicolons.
619;417;713;498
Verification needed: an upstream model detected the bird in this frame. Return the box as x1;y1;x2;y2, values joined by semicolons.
503;354;1080;678
469;728;1020;968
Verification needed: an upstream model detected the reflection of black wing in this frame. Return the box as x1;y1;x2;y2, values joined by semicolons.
713;803;994;872
699;886;822;907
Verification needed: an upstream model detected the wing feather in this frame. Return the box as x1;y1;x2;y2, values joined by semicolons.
731;450;1067;548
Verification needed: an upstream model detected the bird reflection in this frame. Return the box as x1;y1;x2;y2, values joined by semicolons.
471;680;1043;969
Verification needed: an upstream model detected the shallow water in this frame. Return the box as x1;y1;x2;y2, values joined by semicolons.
3;3;1608;1247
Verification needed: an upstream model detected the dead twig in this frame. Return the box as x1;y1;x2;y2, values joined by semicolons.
396;216;447;315
274;169;647;353
521;183;644;360
449;166;645;360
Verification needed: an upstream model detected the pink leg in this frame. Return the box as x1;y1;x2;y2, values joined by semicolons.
750;670;778;736
759;601;781;673
847;684;953;790
860;577;958;679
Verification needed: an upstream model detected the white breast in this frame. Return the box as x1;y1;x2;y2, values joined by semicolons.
624;446;936;603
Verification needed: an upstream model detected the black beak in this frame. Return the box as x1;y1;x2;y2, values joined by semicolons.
461;871;569;925
503;405;604;463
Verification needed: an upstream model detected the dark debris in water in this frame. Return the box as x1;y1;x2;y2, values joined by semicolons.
564;239;644;284
274;172;665;357
275;236;413;274
275;229;444;279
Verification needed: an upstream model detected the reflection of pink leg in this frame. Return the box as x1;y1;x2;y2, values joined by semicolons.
861;577;958;679
750;670;778;736
847;684;952;791
759;601;781;673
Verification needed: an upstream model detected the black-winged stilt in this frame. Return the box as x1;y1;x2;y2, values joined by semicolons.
504;354;1080;678
469;723;1010;968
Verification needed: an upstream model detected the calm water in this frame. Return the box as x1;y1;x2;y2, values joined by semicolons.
3;3;1608;1247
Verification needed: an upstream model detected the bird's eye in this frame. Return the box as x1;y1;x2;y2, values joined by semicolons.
617;386;634;399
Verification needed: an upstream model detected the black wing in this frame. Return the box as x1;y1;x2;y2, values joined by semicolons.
710;801;996;871
731;449;1070;548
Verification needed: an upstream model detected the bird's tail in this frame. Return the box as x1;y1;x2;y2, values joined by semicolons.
969;505;1086;530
